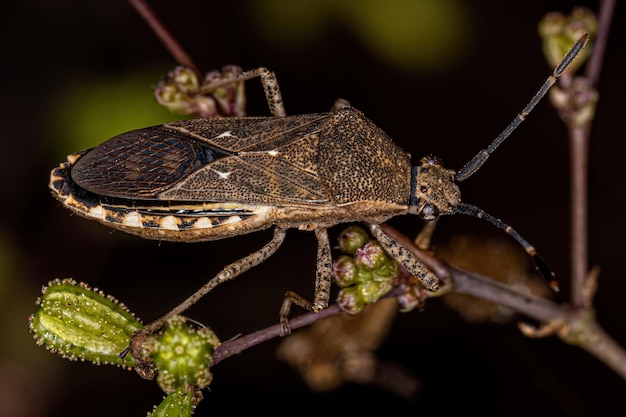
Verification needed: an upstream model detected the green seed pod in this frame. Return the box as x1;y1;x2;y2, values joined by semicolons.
143;316;220;393
148;386;198;417
29;278;143;367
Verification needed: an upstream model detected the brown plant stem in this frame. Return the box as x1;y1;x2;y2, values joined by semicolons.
585;0;615;87
566;0;613;308
212;304;343;365
128;0;201;76
394;224;626;379
212;223;626;379
569;122;590;309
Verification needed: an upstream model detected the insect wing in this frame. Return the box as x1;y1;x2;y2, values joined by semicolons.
71;114;334;206
71;127;215;199
162;115;332;206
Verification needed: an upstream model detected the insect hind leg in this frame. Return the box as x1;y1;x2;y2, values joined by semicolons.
279;227;333;335
200;66;286;117
140;226;288;335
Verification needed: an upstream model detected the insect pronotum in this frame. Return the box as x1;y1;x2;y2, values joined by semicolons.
49;34;588;335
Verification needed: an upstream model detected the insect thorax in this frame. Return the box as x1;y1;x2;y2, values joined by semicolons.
315;107;413;206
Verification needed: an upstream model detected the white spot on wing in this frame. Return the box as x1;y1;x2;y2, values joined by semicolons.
215;131;232;139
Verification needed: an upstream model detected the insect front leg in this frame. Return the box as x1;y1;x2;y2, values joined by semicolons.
280;227;333;335
368;223;440;292
199;66;286;117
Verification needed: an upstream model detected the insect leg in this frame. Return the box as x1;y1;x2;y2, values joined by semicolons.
199;67;286;117
141;226;288;335
279;227;333;335
368;223;440;292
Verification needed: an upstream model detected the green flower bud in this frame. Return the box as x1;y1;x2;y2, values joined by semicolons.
143;316;220;393
337;225;370;255
539;8;597;74
206;66;247;117
29;278;143;367
170;66;200;92
359;280;393;304
354;241;389;271
155;66;222;117
336;286;366;315
333;255;358;287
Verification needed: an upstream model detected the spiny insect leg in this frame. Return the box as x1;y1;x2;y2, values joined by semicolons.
279;227;333;335
199;66;286;117
368;223;440;292
141;226;288;335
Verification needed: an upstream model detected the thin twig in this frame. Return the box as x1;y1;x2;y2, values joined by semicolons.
212;304;343;365
569;121;590;309
566;2;613;308
128;0;202;75
585;0;615;87
211;228;626;377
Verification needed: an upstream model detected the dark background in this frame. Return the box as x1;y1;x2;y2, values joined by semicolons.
1;1;625;416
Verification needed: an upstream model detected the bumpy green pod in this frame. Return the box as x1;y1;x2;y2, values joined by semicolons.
143;316;220;393
29;278;143;367
148;387;197;417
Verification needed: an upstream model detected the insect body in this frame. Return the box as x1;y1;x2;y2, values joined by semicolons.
50;36;587;334
52;108;432;242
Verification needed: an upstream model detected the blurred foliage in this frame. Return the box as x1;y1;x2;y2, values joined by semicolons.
46;0;470;161
0;232;15;298
48;69;184;155
249;0;469;71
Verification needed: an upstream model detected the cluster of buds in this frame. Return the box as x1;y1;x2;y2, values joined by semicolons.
539;8;598;129
154;65;247;118
29;279;220;417
538;7;597;74
332;226;428;314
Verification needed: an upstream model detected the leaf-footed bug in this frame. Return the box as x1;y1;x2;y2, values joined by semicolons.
49;34;588;336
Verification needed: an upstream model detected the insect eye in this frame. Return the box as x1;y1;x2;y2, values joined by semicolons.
418;203;439;221
424;155;442;166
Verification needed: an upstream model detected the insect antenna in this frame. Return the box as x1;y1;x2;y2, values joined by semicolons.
451;203;559;291
455;33;589;183
448;34;589;291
